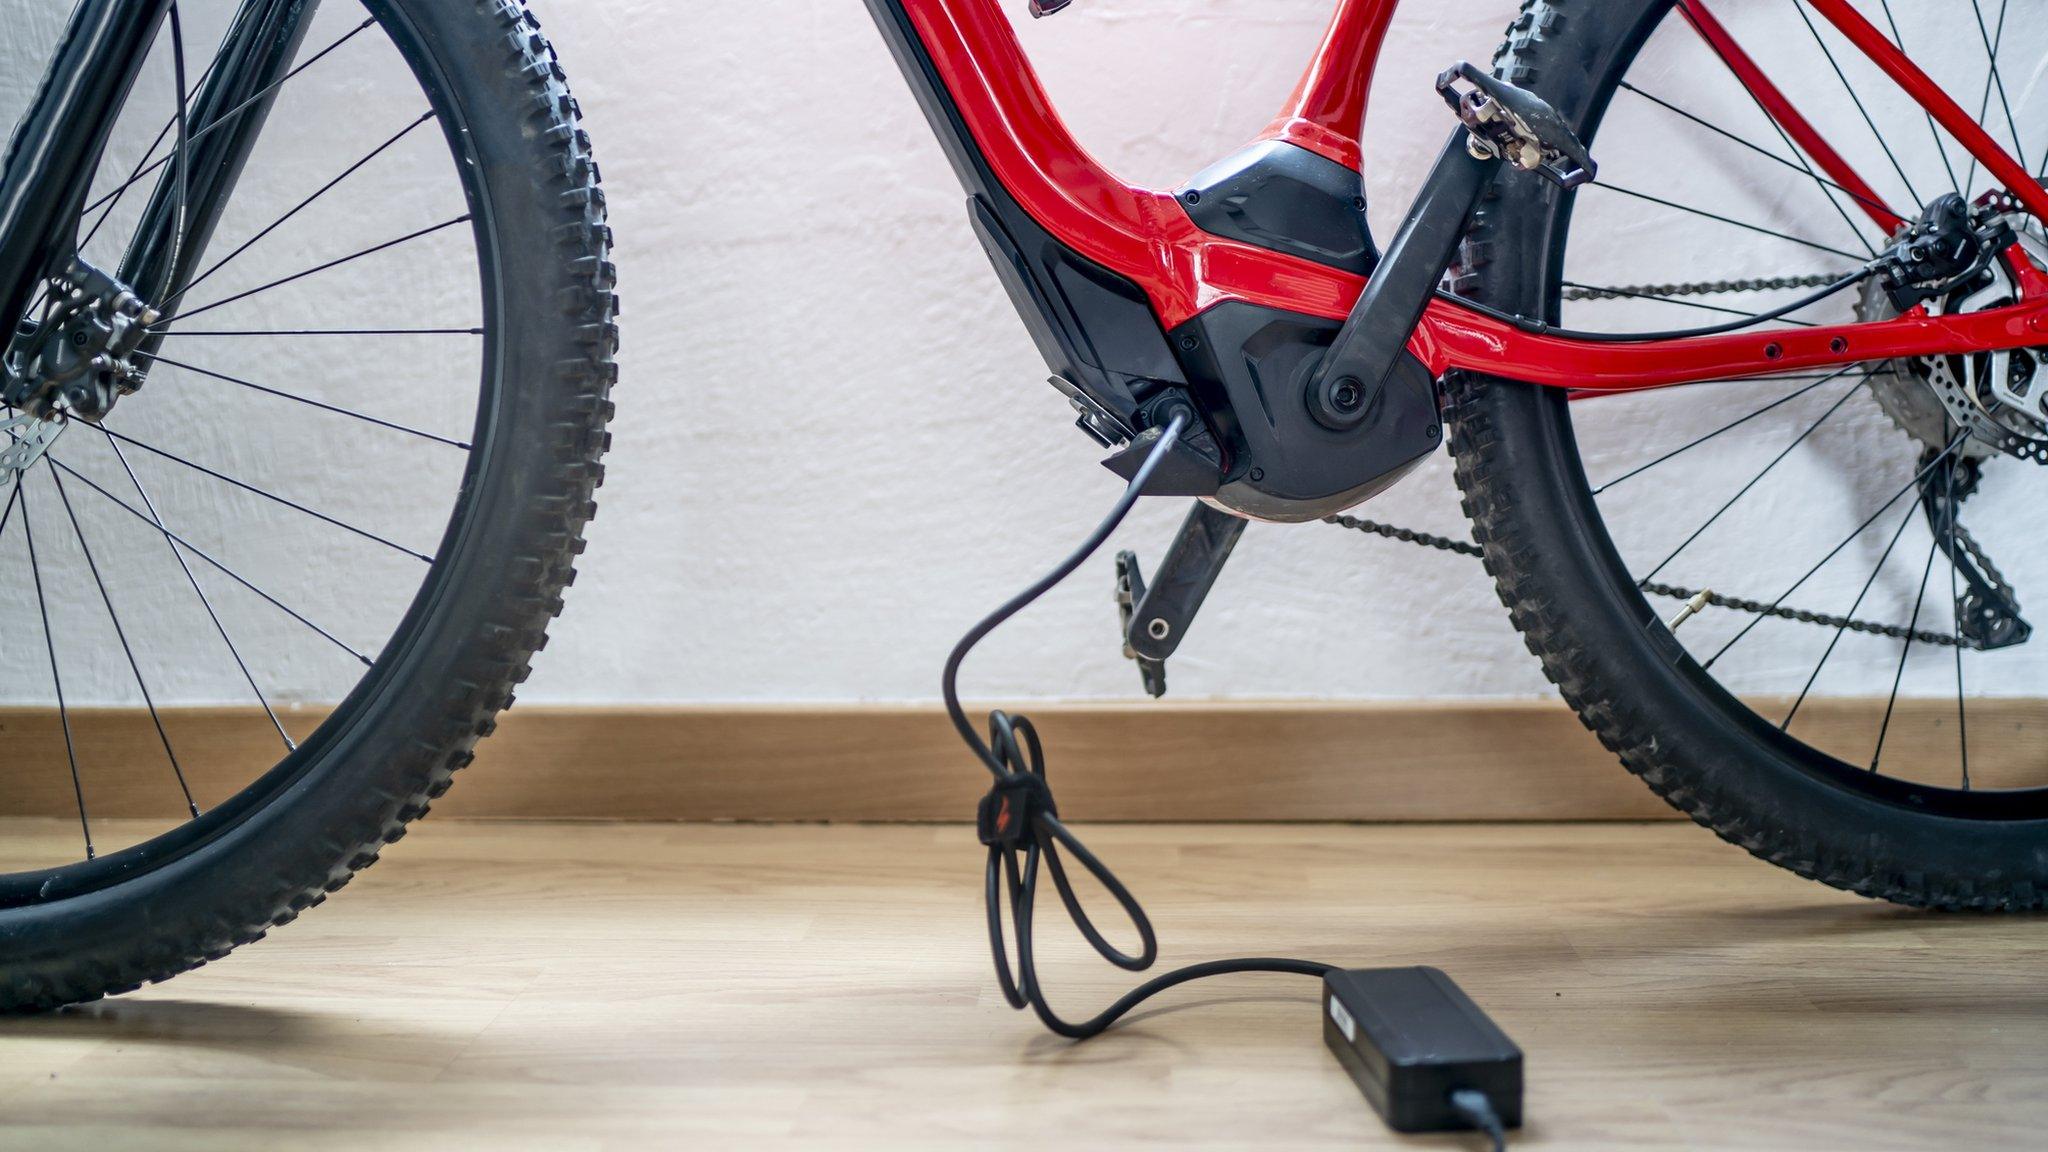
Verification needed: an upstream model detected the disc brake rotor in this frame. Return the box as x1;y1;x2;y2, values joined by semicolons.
1859;200;2048;463
0;411;63;477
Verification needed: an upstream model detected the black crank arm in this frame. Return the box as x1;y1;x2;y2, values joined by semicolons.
1306;65;1592;421
1124;501;1247;664
1304;132;1500;424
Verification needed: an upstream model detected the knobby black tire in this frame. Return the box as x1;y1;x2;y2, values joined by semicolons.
1446;0;2048;909
0;0;616;1010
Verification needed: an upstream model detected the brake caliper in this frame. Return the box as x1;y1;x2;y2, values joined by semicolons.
1876;192;2014;312
5;255;156;419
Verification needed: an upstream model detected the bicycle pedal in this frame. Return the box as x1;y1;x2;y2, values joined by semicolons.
1114;550;1168;699
1435;60;1595;189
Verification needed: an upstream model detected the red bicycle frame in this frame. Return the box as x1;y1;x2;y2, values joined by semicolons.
884;0;2048;394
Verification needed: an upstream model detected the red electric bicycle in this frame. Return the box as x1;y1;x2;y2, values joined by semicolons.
877;0;2048;916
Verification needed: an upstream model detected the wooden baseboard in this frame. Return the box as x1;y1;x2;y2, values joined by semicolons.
453;700;1673;821
1;698;2041;822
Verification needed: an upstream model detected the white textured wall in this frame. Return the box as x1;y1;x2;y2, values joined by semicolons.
2;1;2039;708
548;0;1547;704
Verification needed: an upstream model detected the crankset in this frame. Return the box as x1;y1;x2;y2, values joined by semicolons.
1110;63;1604;688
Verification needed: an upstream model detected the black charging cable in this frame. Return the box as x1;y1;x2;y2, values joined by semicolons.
941;414;1516;1150
941;412;1334;1039
1451;1090;1509;1152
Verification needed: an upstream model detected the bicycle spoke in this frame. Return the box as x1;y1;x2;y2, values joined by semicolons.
72;14;231;259
137;353;470;449
1639;372;1867;583
1946;446;1969;789
154;327;482;338
150;215;471;327
1593;367;1858;495
1791;1;1922;210
77;128;174;265
1873;535;1943;772
1617;80;1885;247
104;436;294;752
1962;0;2012;192
49;454;372;667
1782;493;1921;729
158;109;437;310
49;466;198;818
18;478;93;859
1560;279;1821;326
1586;182;1864;261
98;423;433;561
1677;2;1893;248
74;18;378;224
1968;0;2023;179
1877;0;1962;197
1706;432;1969;669
81;120;172;254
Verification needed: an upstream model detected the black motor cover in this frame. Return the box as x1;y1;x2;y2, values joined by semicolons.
1171;302;1441;523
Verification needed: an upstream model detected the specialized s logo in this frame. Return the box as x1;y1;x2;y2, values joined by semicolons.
995;795;1014;836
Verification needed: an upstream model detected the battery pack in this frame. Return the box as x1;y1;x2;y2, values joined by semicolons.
1321;966;1523;1133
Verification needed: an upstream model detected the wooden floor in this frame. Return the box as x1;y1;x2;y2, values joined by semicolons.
1;820;2044;1150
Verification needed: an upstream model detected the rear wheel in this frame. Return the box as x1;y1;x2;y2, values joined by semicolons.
0;0;614;1009
1451;0;2048;907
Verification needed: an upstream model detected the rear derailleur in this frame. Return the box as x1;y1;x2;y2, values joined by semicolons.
1918;450;2030;650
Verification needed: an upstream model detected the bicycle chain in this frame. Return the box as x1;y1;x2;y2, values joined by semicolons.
1331;265;2000;647
1560;272;1851;301
1323;513;1974;649
1952;519;2016;603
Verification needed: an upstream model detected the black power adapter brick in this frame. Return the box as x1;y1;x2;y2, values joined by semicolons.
1323;967;1522;1142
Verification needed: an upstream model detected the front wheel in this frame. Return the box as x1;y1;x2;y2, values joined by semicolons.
0;0;614;1009
1450;0;2048;907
